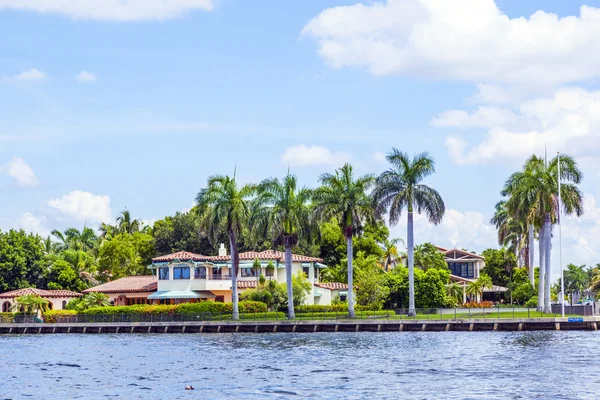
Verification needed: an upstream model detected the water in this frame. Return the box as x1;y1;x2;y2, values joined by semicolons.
1;331;599;399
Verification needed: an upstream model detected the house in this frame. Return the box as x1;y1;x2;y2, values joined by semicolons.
314;282;349;305
146;245;335;305
82;276;158;306
0;288;82;312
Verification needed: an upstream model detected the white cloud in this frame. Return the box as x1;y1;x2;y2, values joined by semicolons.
303;1;600;89
1;157;39;187
0;0;214;21
18;212;49;236
46;190;112;224
372;151;387;163
76;70;97;83
441;87;600;165
280;145;351;167
14;68;45;81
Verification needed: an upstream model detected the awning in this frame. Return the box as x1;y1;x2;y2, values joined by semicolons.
147;290;202;299
314;291;322;297
339;291;348;296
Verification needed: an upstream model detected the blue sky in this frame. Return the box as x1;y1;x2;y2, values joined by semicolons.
2;0;600;273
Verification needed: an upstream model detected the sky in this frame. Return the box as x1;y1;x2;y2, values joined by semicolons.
2;0;600;279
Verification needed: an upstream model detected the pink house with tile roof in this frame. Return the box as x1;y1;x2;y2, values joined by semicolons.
0;288;82;312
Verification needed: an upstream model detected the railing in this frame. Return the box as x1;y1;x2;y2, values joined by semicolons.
209;274;231;280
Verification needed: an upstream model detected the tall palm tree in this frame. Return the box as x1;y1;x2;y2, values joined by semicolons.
504;154;583;313
251;173;315;319
490;201;530;272
196;174;255;320
99;222;117;240
371;150;445;316
116;209;141;235
313;164;375;318
51;229;69;251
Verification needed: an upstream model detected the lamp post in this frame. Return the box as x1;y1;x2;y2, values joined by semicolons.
558;152;565;318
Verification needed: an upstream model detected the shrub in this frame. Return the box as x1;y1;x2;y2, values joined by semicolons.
0;312;15;323
524;296;538;308
72;301;266;316
295;304;379;313
293;310;393;319
462;301;494;308
44;310;77;323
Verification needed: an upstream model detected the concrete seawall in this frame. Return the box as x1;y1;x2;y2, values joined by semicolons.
1;318;599;334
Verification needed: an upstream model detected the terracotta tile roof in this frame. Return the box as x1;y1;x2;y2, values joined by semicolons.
237;280;258;289
211;250;322;263
314;282;348;290
82;276;157;294
0;288;83;299
152;251;211;262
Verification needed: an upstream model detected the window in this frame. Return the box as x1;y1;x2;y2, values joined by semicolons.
339;293;347;302
215;296;225;303
241;268;257;277
62;301;67;309
173;266;190;280
159;267;170;280
194;266;207;279
302;267;310;278
461;263;468;277
266;267;274;277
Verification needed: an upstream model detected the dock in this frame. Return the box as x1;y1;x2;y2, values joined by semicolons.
0;318;599;334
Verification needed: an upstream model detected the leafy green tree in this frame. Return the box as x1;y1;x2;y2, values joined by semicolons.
414;243;447;271
196;174;255;320
288;271;312;307
313;163;375;318
97;233;154;280
46;259;88;292
11;294;49;315
354;252;390;310
372;149;445;316
481;248;517;287
446;282;463;303
564;263;589;304
152;211;216;255
251;173;315;319
82;292;110;308
384;266;449;309
0;229;47;292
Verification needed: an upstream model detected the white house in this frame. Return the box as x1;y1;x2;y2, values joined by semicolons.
0;288;82;312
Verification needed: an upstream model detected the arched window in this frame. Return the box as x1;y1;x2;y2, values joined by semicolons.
2;301;10;313
62;301;67;309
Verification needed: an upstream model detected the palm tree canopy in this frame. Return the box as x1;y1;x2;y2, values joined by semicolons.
372;149;445;225
312;163;375;238
196;174;256;244
251;173;315;246
116;210;142;235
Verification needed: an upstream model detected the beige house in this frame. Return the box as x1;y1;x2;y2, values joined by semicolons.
0;288;82;312
313;282;349;305
82;276;157;306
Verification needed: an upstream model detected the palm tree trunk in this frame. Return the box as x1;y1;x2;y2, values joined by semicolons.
229;231;239;320
347;234;355;318
407;211;416;316
285;239;295;319
543;213;552;313
538;226;545;312
528;224;535;287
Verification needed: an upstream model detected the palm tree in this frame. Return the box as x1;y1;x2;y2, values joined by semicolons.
196;174;255;320
65;227;98;252
251;173;315;319
380;238;405;271
60;249;99;286
490;201;528;269
564;264;589;304
371;150;445;316
82;292;110;308
446;282;464;303
42;235;59;255
504;154;583;313
11;294;49;316
51;229;69;251
313;164;375;318
99;222;117;240
465;274;493;303
116;209;141;235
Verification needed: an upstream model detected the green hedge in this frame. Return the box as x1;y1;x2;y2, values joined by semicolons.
0;312;15;323
294;310;393;319
76;301;267;316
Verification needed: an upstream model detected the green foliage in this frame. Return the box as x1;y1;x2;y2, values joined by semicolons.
295;304;378;313
76;301;267;316
0;312;15;323
385;266;449;309
414;243;447;271
0;229;47;292
354;251;390;310
46;259;88;292
152;211;215;256
512;283;535;304
44;309;77;323
524;296;538;308
82;292;110;309
482;248;517;287
294;310;392;318
287;271;312;306
12;294;49;314
97;233;155;280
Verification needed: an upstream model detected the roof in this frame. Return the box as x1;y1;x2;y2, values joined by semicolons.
443;248;484;260
152;251;211;262
0;288;83;299
82;276;157;294
449;275;507;292
237;280;258;289
314;282;348;291
211;250;323;263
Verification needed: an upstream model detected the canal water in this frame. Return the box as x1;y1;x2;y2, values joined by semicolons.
1;331;598;399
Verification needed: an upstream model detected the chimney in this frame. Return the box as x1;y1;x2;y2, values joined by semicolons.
218;243;227;257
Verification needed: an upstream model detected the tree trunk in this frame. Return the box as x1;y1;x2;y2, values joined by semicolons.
347;235;355;318
543;213;552;313
285;240;295;319
528;224;535;287
407;211;416;316
538;225;545;312
229;230;239;320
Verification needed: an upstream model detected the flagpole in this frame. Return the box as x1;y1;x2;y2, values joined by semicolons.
558;152;565;318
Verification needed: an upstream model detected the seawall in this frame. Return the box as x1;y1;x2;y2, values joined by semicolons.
1;318;599;334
